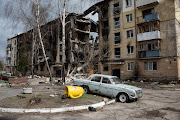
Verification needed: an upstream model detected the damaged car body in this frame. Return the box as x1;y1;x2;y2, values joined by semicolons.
74;74;142;103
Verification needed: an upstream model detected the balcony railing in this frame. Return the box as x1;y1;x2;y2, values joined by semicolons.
137;31;160;42
137;13;159;24
139;50;161;58
145;13;159;22
136;0;159;8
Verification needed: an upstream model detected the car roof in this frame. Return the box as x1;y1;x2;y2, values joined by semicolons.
90;74;117;78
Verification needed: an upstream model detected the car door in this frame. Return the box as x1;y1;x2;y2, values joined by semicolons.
88;76;102;93
99;77;113;96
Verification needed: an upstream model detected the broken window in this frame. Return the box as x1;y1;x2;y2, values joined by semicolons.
142;8;154;18
126;14;132;23
127;46;134;54
102;77;111;84
114;2;120;15
114;48;121;59
91;76;101;82
59;55;62;63
103;64;109;71
59;44;62;52
126;0;132;7
114;32;121;44
139;40;160;51
144;62;157;71
127;30;133;38
127;62;134;71
114;17;120;29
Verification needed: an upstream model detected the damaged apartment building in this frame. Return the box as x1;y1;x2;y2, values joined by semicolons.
6;13;97;77
82;0;180;81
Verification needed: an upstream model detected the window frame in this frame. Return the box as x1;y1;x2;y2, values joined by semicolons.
114;2;120;15
102;77;111;84
127;30;133;39
114;17;120;30
127;62;134;71
91;76;102;82
126;14;132;23
127;46;134;54
114;32;121;45
144;62;157;71
114;48;121;59
126;0;132;7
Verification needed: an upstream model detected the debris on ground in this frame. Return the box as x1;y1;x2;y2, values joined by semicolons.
151;82;159;85
61;94;68;99
88;106;96;112
29;97;41;105
103;98;109;103
169;81;178;85
23;88;32;94
17;95;26;99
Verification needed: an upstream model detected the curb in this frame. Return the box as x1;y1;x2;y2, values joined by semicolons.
0;99;116;113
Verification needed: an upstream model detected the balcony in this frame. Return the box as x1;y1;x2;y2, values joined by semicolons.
137;13;159;24
137;31;160;42
139;50;161;58
145;13;159;22
136;0;159;8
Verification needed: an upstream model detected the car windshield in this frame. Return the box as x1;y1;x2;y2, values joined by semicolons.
111;77;121;84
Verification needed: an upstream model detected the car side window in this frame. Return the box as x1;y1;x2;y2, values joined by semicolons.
91;77;101;82
102;77;111;84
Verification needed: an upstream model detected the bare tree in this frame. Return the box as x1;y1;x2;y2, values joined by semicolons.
3;0;53;79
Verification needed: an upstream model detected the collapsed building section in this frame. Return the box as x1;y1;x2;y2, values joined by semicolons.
6;13;98;77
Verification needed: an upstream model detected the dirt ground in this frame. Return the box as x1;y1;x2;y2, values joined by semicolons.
0;84;104;108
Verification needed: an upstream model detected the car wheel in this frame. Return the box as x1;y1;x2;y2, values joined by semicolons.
83;86;89;94
118;93;129;103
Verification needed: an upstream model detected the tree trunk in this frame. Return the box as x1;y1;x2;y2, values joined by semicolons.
36;0;52;81
62;0;66;85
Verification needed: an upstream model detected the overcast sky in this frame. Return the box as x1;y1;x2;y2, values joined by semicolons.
0;0;99;62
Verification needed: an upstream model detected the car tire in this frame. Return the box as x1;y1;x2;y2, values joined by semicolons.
117;93;129;103
83;86;90;94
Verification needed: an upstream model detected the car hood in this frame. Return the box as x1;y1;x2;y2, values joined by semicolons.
114;84;142;91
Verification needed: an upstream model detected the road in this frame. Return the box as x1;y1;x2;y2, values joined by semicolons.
0;87;180;120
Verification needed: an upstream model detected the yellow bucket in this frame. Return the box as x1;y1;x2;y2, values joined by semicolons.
64;86;84;99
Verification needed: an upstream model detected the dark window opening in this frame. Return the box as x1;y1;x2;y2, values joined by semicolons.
103;64;109;71
102;77;111;84
114;32;121;44
114;17;120;29
114;2;120;14
115;48;121;59
127;46;134;54
91;76;101;82
142;8;154;18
